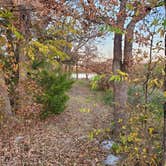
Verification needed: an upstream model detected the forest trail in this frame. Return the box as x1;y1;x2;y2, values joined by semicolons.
0;80;113;166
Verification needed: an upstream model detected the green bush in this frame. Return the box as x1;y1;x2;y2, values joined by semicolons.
90;75;103;90
128;85;144;105
36;69;74;118
90;74;110;90
103;89;113;106
148;89;165;117
128;85;165;117
102;85;165;117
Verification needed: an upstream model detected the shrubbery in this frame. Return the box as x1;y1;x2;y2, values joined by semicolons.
102;85;165;118
90;74;112;90
103;89;114;106
90;75;104;90
36;69;74;118
110;100;163;165
128;85;165;117
101;84;164;165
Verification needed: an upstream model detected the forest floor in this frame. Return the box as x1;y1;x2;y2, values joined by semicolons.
0;80;113;166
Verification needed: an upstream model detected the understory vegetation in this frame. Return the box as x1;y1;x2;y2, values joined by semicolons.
90;69;165;165
36;68;74;118
0;1;165;165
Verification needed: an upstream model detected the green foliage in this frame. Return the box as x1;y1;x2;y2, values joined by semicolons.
27;39;69;67
102;84;165;118
0;9;13;27
148;90;165;117
112;143;122;154
90;74;105;90
162;19;166;26
126;3;134;10
103;89;114;106
109;74;122;82
31;59;45;70
11;25;23;39
100;25;124;34
102;82;164;164
90;71;128;91
109;70;128;82
88;129;102;141
128;85;165;117
0;9;22;40
0;9;22;107
128;85;144;105
113;104;162;166
27;19;76;69
36;69;74;118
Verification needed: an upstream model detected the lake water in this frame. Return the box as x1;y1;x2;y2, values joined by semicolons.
72;73;97;79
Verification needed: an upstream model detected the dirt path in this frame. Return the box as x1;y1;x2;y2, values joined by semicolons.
0;80;113;166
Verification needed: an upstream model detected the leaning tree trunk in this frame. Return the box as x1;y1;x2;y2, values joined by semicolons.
0;71;12;116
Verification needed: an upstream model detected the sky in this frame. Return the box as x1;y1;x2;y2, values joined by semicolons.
96;34;114;59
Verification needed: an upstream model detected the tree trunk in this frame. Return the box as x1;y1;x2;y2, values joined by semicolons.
86;73;88;80
76;62;78;79
112;0;128;136
123;24;135;73
111;0;153;137
17;4;31;110
0;71;12;116
163;102;166;166
86;64;88;80
18;44;28;109
112;33;128;136
113;21;139;136
113;81;128;135
163;7;166;164
112;34;122;74
68;64;71;73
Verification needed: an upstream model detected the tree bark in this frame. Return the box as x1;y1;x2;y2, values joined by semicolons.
163;102;166;166
163;2;166;163
113;33;128;136
123;22;135;73
76;62;78;79
112;34;122;74
86;64;88;80
0;71;12;116
112;0;152;136
16;4;31;110
112;0;128;136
